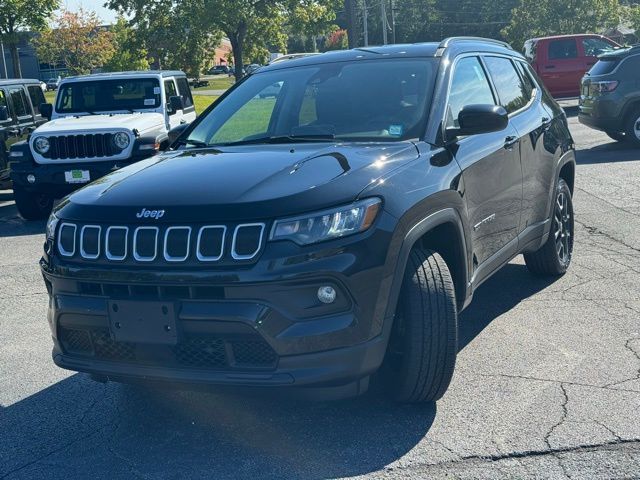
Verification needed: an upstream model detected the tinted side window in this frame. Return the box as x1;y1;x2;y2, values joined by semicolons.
27;85;46;115
164;80;177;102
514;61;537;99
0;90;10;121
447;56;495;128
9;88;29;117
484;57;529;114
582;38;616;57
176;78;194;108
548;39;578;60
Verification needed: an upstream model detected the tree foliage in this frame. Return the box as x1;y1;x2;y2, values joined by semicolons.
103;16;150;72
502;0;622;49
35;8;116;76
324;28;348;50
0;0;59;77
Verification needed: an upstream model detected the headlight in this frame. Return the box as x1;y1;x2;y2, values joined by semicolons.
33;137;50;154
46;212;59;240
270;198;381;245
113;132;130;150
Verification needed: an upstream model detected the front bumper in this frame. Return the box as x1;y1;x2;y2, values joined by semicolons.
41;218;397;391
10;154;155;198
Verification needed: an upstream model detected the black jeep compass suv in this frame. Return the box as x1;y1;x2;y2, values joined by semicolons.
41;38;576;402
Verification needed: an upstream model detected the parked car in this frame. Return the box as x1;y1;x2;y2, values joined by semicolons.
41;38;575;403
208;65;230;75
188;78;209;88
9;70;197;220
579;44;640;145
45;78;60;91
524;34;619;99
0;79;48;189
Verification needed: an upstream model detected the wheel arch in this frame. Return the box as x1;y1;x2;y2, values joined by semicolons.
383;208;470;334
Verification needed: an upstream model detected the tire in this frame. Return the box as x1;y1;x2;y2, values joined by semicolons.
623;107;640;147
605;131;625;142
524;178;574;276
13;185;53;220
383;248;458;403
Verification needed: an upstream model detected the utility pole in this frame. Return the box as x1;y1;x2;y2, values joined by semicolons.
381;0;388;45
362;0;369;47
0;41;6;79
390;0;396;44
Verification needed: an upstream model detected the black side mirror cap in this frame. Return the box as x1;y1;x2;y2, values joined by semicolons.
0;105;8;122
40;103;53;120
169;95;184;113
167;123;189;146
446;104;508;141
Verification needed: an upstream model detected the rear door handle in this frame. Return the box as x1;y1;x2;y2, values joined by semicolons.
504;135;519;150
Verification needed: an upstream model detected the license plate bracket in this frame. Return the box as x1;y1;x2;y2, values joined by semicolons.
108;300;178;345
64;169;90;184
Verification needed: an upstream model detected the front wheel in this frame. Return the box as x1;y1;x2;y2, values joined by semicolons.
383;248;458;403
524;178;574;276
13;185;53;220
623;107;640;147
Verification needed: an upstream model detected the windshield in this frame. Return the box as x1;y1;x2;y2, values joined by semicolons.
56;78;161;113
185;58;436;146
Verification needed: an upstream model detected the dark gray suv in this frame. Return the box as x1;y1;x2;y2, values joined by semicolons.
579;45;640;145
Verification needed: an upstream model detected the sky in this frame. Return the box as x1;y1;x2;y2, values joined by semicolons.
58;0;119;24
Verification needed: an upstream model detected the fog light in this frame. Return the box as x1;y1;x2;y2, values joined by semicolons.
317;286;337;304
27;174;36;184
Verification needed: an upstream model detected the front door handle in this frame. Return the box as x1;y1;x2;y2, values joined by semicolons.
504;136;519;150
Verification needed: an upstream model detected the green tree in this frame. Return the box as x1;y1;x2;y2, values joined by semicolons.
35;8;115;75
503;0;622;49
0;0;59;77
289;0;341;51
103;16;150;72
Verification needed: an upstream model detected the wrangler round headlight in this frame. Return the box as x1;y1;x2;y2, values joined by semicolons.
33;137;50;154
113;132;130;150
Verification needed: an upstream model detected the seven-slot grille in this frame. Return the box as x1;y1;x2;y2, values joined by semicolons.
57;222;266;264
41;133;122;160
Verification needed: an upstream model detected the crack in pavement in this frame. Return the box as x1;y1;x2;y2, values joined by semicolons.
603;338;640;389
476;372;640;394
575;219;640;254
545;384;569;449
575;187;640;219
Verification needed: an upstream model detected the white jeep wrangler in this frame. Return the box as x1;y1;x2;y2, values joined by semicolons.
9;70;197;219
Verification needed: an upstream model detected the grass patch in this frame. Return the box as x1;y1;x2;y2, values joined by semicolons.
193;95;219;115
193;76;235;91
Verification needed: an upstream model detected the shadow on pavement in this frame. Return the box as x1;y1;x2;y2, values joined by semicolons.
0;262;563;478
576;141;640;165
458;263;560;352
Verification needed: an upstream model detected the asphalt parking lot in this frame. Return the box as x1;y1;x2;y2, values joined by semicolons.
1;110;639;479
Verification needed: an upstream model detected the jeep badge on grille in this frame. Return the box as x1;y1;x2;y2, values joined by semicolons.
136;208;165;219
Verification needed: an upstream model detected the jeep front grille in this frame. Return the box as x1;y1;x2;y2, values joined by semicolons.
42;133;120;160
57;222;266;265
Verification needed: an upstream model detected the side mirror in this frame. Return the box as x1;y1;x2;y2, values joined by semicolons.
169;95;184;114
446;104;508;141
40;103;53;120
167;123;189;146
0;105;8;122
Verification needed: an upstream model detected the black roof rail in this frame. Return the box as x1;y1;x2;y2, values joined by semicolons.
438;36;512;50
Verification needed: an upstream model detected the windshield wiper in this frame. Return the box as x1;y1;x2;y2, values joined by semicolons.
215;134;336;147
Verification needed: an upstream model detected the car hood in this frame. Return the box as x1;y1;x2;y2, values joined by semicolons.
39;113;164;135
58;142;419;223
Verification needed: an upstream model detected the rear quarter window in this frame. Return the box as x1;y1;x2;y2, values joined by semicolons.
588;58;620;76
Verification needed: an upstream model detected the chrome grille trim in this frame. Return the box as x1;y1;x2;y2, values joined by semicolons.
79;225;101;260
57;223;77;257
105;226;129;261
163;226;192;262
196;226;226;262
231;223;266;260
133;226;159;262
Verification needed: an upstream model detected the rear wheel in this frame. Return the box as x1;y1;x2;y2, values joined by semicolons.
605;131;625;142
524;178;574;276
623;107;640;147
13;185;53;220
383;248;458;403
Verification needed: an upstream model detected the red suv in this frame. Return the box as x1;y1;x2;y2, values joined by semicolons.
524;34;619;99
